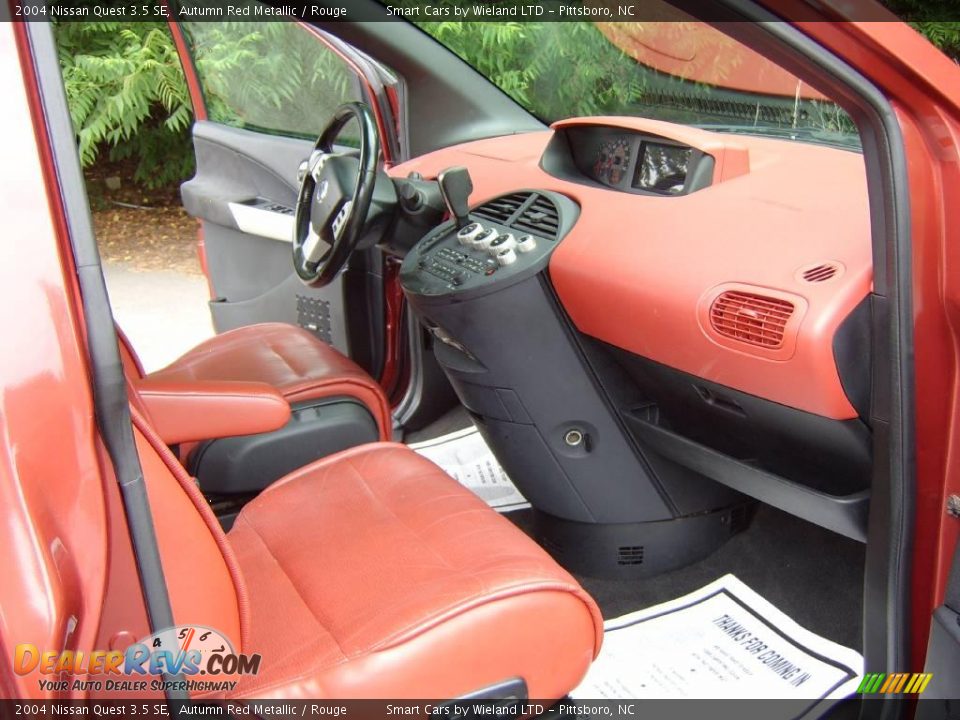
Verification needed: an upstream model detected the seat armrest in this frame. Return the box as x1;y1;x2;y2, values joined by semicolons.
135;378;291;445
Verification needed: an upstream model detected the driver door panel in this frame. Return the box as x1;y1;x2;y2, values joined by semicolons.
180;122;350;354
170;19;388;366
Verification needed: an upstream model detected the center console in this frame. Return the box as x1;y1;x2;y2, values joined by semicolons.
400;181;747;579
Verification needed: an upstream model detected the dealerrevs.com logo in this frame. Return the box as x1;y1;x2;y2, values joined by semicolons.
14;626;261;694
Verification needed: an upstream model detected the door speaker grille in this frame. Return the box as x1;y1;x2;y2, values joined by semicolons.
296;295;332;344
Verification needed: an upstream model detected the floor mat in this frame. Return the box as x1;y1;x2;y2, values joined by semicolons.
507;505;865;651
409;427;531;512
573;575;863;708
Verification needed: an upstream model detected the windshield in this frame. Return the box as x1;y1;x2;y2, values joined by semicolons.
413;19;860;150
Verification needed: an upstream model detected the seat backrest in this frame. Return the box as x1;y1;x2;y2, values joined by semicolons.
92;377;249;666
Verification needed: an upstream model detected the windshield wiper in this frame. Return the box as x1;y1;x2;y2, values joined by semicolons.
697;123;862;151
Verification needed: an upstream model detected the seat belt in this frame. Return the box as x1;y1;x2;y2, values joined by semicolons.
21;22;188;703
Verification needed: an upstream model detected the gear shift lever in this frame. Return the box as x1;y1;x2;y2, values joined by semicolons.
437;166;473;229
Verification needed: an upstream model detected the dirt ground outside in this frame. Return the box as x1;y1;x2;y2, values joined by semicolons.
89;161;215;372
87;160;203;276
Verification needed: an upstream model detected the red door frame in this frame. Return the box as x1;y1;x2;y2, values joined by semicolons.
792;20;960;668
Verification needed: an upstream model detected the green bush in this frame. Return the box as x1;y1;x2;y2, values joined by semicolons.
55;22;194;187
55;16;960;191
54;20;356;189
416;22;646;120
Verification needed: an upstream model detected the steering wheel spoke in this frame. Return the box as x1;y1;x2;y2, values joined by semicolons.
292;102;381;286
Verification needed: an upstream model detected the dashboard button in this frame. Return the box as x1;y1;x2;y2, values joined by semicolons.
516;234;537;253
489;233;517;254
496;247;518;266
474;227;499;249
457;222;484;246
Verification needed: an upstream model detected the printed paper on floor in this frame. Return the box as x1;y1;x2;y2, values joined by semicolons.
573;574;863;708
409;427;531;511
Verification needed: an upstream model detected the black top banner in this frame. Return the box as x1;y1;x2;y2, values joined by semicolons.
5;0;960;23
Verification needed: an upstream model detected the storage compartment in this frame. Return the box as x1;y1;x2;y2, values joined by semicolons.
622;404;870;541
607;347;873;497
190;397;378;495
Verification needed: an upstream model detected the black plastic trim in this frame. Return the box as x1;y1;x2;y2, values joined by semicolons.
833;295;873;421
189;396;379;495
625;412;869;541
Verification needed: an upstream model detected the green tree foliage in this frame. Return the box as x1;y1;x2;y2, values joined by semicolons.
179;21;357;140
883;2;960;60
418;22;645;120
55;16;960;190
54;21;194;187
55;19;357;188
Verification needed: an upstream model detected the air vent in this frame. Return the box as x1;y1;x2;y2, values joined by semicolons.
513;195;560;240
473;192;528;225
800;262;841;283
473;192;561;240
617;546;645;566
710;291;795;349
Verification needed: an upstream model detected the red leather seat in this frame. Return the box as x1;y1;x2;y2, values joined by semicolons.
124;399;603;699
118;323;392;440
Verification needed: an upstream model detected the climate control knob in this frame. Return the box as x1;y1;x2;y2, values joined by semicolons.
457;222;484;246
474;227;499;250
516;234;537;253
489;233;517;254
495;247;517;266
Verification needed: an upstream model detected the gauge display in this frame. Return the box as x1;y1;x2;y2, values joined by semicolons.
593;137;632;187
634;143;692;194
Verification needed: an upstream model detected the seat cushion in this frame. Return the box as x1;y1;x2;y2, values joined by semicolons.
147;323;391;440
227;443;603;699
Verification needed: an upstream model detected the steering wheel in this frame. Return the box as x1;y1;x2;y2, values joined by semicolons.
293;102;381;287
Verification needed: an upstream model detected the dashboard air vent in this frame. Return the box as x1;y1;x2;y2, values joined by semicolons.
513;195;560;239
473;192;561;240
710;291;795;348
473;192;528;225
801;262;841;283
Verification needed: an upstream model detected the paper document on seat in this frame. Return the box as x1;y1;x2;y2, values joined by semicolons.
409;427;530;512
573;574;863;707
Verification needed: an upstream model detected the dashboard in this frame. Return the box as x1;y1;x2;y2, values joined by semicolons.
393;116;874;549
390;117;872;422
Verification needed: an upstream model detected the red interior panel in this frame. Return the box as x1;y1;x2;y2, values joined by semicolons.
390;119;872;420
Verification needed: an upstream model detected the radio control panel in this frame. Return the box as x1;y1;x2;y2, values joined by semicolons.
399;190;578;299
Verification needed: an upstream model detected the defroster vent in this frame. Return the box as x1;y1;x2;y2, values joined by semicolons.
473;192;528;225
513;195;560;239
473;192;561;240
710;291;795;349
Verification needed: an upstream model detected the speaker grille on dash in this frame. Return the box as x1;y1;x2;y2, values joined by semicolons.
801;263;841;282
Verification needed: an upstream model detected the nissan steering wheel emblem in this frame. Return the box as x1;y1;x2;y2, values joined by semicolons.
316;179;329;203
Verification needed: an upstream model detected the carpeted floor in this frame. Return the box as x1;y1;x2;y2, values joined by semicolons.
405;405;866;651
509;504;865;652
